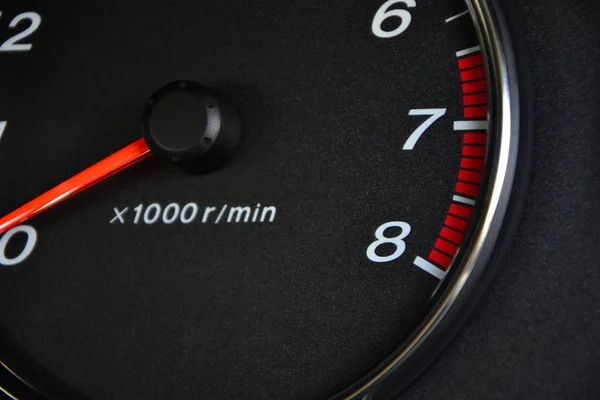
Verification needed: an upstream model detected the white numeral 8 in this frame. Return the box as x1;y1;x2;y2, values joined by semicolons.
366;221;411;263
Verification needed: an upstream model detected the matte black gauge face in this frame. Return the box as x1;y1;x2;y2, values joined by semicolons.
0;1;526;399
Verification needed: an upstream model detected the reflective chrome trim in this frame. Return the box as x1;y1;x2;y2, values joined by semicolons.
0;385;19;400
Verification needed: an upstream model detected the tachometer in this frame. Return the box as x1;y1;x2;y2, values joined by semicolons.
0;1;529;399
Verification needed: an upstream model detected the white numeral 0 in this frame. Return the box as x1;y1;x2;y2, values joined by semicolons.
372;0;416;38
0;225;38;266
366;221;411;263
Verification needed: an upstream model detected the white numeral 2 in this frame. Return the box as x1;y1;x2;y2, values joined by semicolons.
0;12;42;52
402;108;447;150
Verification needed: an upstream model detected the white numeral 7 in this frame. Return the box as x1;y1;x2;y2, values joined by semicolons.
402;108;447;150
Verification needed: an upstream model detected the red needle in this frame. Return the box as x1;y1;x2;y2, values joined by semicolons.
0;138;151;235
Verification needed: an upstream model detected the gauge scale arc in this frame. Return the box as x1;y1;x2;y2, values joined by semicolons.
0;1;528;399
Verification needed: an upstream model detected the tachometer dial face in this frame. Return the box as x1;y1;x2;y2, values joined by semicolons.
0;1;526;399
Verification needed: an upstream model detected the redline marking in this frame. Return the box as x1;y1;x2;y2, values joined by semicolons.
434;238;459;257
445;10;470;23
458;169;482;184
458;53;484;70
444;215;469;232
428;249;452;269
456;45;481;57
413;256;447;280
215;204;228;224
463;132;487;144
462;80;487;94
454;120;488;131
419;46;490;277
460;67;485;82
463;93;488;106
440;225;465;244
449;203;473;219
462;145;486;158
464;105;488;118
460;157;485;170
456;181;479;197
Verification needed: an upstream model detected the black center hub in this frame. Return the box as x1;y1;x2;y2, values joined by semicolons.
142;81;242;171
